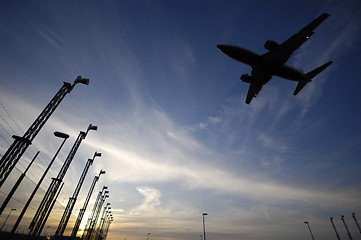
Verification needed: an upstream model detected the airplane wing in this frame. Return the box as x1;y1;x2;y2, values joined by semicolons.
262;13;330;65
245;69;272;104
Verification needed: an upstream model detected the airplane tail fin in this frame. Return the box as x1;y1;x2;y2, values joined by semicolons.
293;61;333;95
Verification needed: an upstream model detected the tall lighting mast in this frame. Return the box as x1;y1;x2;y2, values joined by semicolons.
29;124;97;237
0;76;89;189
71;171;106;238
55;152;102;236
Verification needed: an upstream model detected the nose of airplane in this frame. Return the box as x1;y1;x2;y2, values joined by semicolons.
217;44;228;53
217;44;236;56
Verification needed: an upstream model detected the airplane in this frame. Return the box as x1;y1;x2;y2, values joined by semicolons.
217;13;333;104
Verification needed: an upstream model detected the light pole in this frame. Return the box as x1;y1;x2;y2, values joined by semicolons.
352;213;361;235
341;215;353;240
55;151;102;236
304;221;315;240
29;124;97;237
203;213;208;240
11;131;69;234
0;76;89;190
1;208;16;231
71;170;106;238
330;217;341;240
0;151;39;217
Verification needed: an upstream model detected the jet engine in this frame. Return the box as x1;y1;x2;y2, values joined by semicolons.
264;40;280;51
240;74;252;83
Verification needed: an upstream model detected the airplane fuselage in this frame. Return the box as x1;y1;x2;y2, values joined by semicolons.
217;45;311;82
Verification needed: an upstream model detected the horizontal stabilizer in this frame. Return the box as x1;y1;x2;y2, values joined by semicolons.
293;82;308;95
294;61;333;95
305;61;333;79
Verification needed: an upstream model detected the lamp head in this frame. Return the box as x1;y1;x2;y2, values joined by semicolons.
54;131;69;139
87;124;98;132
203;213;208;216
104;190;109;194
103;186;108;190
304;221;308;224
107;203;111;206
11;208;16;211
99;170;106;176
74;76;89;85
94;151;102;158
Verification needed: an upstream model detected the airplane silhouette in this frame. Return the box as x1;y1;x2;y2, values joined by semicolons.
218;13;333;104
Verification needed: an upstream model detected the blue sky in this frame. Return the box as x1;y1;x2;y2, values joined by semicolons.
0;0;361;240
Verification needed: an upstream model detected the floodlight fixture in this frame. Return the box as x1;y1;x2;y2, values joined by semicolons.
87;124;98;132
74;76;89;86
94;152;102;158
54;131;69;139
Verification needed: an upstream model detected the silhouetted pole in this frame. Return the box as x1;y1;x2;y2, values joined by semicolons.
97;203;110;233
352;213;361;235
29;124;97;237
39;181;64;235
0;76;89;190
71;170;106;238
99;207;111;239
81;186;107;239
304;222;315;240
0;208;16;231
86;192;109;240
104;216;113;240
147;232;150;240
330;217;341;240
11;131;69;234
341;215;353;240
55;151;102;236
0;151;39;217
202;213;207;240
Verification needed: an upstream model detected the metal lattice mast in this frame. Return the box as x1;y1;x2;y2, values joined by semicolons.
11;131;69;234
71;171;105;238
0;76;89;190
82;188;108;240
55;152;101;236
86;192;109;240
97;203;110;233
0;151;39;217
99;207;111;239
29;124;97;237
104;215;113;240
39;181;64;235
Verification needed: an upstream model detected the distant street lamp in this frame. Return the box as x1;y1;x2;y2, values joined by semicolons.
203;213;208;240
341;215;353;240
1;208;16;231
304;221;315;240
352;213;361;235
